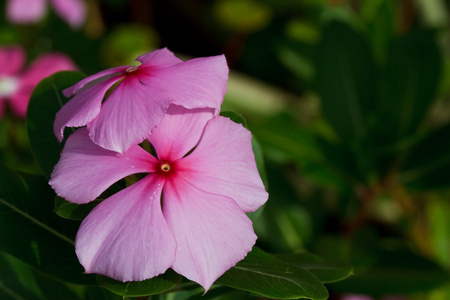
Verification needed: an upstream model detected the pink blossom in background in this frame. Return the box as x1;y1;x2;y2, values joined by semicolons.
6;0;86;28
49;105;268;290
0;46;77;117
54;48;228;153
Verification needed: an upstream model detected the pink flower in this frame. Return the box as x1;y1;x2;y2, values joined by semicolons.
6;0;86;29
54;48;229;154
0;46;77;118
49;105;268;290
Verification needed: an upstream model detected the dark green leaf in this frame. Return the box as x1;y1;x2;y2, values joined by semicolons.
315;21;377;141
274;253;353;283
27;71;86;179
332;247;450;297
0;252;81;300
0;164;95;285
220;111;247;127
401;123;450;189
250;114;353;190
97;269;181;297
377;30;442;142
217;248;329;300
54;197;102;221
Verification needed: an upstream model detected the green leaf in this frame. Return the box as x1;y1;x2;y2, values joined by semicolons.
217;247;329;300
332;247;450;297
0;252;81;300
27;71;86;179
97;269;181;297
315;20;377;142
220;111;248;127
251;114;361;189
54;197;102;221
377;29;442;143
274;253;353;283
0;164;95;285
400;123;450;189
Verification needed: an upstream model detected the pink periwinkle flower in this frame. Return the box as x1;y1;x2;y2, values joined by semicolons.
49;105;268;290
6;0;86;29
54;48;228;154
0;46;77;118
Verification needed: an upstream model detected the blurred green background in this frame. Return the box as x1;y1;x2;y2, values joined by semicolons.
1;0;450;299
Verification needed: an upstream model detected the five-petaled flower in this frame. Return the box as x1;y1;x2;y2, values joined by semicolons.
6;0;86;29
49;105;268;290
54;48;228;153
0;46;77;118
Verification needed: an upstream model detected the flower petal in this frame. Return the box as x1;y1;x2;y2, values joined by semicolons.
10;52;76;117
6;0;46;24
138;54;228;113
53;75;120;142
147;104;214;161
136;48;183;67
87;75;173;153
76;175;176;282
49;128;157;204
49;0;86;28
163;176;256;291
62;65;127;97
0;46;24;76
179;116;268;212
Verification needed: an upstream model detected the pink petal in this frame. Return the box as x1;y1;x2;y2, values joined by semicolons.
76;175;176;282
62;65;128;97
163;176;256;291
136;48;183;67
147;104;214;161
178;117;268;212
138;54;228;113
6;0;47;24
0;46;25;76
9;52;77;117
22;52;77;84
87;75;173;153
50;0;86;28
54;75;121;142
49;128;157;204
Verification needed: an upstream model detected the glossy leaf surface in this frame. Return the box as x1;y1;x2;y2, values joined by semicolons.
217;247;329;300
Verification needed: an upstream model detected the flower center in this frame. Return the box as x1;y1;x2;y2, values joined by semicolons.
0;76;19;97
125;66;138;73
157;160;175;176
160;163;171;172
